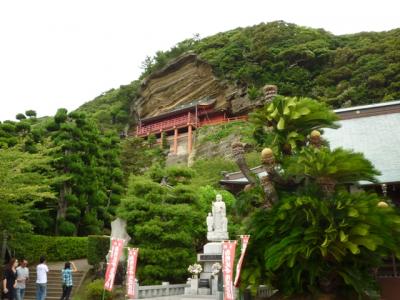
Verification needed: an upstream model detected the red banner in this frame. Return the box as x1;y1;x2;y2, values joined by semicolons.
104;238;124;291
234;235;250;287
126;248;139;299
222;240;237;300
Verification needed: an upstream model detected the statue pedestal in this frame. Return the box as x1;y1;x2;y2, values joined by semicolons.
189;194;228;296
196;242;223;295
207;231;229;242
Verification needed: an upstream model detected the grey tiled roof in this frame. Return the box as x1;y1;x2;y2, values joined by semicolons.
324;112;400;184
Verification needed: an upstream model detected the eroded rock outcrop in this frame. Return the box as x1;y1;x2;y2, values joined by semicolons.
130;52;277;121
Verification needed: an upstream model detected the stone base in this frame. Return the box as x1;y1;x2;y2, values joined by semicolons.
198;288;211;295
207;231;229;242
204;242;222;254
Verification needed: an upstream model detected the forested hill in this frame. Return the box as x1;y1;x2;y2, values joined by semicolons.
77;21;400;131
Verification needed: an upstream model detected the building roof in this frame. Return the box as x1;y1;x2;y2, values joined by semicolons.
324;111;400;185
140;97;216;124
220;100;400;187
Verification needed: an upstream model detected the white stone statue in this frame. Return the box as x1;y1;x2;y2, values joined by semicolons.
222;216;228;232
206;194;229;242
207;212;214;232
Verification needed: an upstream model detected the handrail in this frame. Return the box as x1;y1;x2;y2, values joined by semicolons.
136;115;248;137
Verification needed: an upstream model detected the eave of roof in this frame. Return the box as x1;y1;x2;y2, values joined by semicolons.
140;97;216;123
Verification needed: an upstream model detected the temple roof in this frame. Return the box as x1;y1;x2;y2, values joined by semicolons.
140;97;216;124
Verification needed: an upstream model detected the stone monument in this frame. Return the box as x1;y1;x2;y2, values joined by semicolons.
110;217;131;261
193;194;229;295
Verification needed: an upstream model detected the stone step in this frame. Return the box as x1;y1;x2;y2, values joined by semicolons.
23;270;86;300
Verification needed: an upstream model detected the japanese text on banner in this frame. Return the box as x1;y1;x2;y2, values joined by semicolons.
126;248;139;299
222;240;237;300
104;238;124;291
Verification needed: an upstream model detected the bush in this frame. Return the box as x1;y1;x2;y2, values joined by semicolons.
86;279;113;300
58;220;76;236
9;234;87;263
87;235;110;267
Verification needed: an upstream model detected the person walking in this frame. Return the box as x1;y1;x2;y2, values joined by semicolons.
60;262;77;300
2;258;18;300
35;256;48;300
15;259;29;300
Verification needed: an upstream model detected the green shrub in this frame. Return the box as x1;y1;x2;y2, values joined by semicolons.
9;234;87;263
87;235;110;267
58;220;76;236
86;279;113;300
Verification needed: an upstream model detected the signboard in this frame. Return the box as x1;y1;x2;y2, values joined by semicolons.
222;240;237;300
126;248;139;299
104;238;124;291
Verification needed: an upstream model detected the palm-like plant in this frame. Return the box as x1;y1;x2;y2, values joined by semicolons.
250;96;339;153
237;96;400;299
241;192;400;298
285;147;380;194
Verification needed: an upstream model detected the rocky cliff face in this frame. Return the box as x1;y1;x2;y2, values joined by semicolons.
130;52;276;122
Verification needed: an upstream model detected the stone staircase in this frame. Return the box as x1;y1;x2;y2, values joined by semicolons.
24;269;85;300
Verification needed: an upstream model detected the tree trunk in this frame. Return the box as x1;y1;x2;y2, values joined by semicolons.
55;181;69;235
232;142;256;185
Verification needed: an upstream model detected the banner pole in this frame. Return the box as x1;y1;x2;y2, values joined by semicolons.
102;288;106;300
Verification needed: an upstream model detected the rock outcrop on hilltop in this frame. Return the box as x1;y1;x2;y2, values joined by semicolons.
130;52;276;121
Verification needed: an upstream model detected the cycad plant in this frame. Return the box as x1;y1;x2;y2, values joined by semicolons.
236;96;400;299
249;96;338;154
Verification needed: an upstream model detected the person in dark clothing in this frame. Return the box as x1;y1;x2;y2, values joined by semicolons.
2;258;18;300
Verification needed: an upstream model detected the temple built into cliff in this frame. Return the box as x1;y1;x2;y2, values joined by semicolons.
135;97;247;155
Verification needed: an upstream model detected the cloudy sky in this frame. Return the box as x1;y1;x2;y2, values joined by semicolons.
0;0;399;121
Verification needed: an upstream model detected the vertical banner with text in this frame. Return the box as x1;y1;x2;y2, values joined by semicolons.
126;248;139;299
222;240;237;300
234;235;250;287
104;238;124;291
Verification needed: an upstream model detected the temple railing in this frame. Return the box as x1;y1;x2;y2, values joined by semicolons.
137;114;197;136
136;115;248;137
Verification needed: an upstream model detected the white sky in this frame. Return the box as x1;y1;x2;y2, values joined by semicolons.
0;0;399;121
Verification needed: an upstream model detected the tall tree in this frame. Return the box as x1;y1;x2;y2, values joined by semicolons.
46;109;123;236
118;167;205;284
0;148;54;235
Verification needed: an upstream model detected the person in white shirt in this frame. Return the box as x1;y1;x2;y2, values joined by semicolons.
35;256;48;300
16;259;29;300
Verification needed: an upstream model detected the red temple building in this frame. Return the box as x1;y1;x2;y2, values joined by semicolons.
135;97;247;154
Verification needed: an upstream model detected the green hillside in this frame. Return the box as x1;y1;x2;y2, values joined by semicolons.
78;21;400;131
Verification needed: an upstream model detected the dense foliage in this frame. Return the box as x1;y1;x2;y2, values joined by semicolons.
77;81;140;132
46;109;124;236
77;21;400;132
237;96;400;298
87;235;111;267
117;165;237;284
8;234;87;263
0;109;124;237
0;147;54;235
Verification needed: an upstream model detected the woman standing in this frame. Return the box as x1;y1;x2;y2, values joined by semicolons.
60;261;77;300
2;258;18;300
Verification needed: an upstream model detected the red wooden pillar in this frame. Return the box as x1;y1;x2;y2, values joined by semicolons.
173;127;178;154
188;125;192;154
